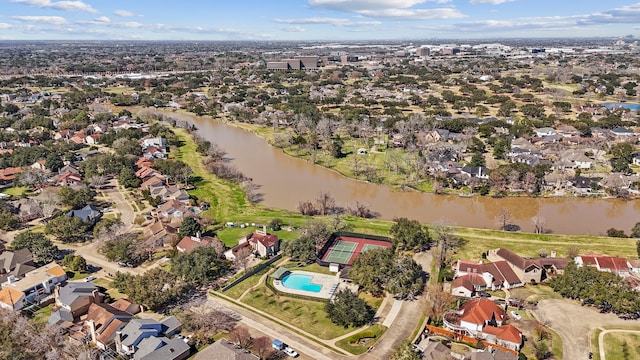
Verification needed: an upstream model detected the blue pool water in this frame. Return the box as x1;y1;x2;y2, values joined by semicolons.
281;273;322;293
603;103;640;111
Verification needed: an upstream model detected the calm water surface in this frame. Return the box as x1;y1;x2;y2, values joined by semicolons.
156;111;639;236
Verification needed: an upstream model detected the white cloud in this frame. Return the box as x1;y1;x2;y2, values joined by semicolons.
309;0;427;11
280;26;306;32
273;17;382;27
121;22;143;28
94;16;110;24
469;0;513;4
12;15;67;25
308;0;465;20
10;0;97;13
0;23;13;29
114;9;142;17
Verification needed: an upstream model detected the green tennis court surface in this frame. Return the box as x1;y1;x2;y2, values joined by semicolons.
362;243;388;252
322;240;357;264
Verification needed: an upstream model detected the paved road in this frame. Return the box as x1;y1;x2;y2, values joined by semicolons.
207;294;341;360
101;179;137;231
532;299;640;360
598;329;640;360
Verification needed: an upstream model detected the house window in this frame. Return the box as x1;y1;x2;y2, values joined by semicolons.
533;269;537;273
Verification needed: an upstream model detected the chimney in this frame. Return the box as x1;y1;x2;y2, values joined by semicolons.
115;331;123;353
54;283;61;301
88;320;97;344
263;225;267;234
195;231;201;239
550;251;556;258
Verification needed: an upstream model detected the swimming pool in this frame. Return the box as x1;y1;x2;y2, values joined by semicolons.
281;273;322;293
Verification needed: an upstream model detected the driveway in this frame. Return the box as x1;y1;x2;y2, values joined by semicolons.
532;299;640;360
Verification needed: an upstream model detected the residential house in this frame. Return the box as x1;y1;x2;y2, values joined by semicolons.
487;248;540;283
246;227;280;257
54;171;83;187
224;241;252;261
143;146;167;160
85;133;102;145
460;166;489;179
0;167;23;186
136;166;162;181
136;157;153;169
194;339;259;360
534;127;556;137
150;185;190;204
568;176;600;194
143;220;178;248
142;137;168;152
415;339;452;360
575;255;634;277
67;205;102;223
443;299;522;352
140;174;167;191
49;282;103;324
133;336;190;360
85;302;134;350
455;260;523;290
154;200;197;222
176;233;223;254
465;348;518;360
30;159;47;171
610;127;635;140
451;273;488;297
10;198;44;222
116;317;183;356
0;262;67;311
0;249;36;284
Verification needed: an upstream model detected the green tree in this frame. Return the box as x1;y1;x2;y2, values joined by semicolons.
112;138;143;157
0;210;19;231
118;167;141;188
470;152;486;167
178;217;202;238
325;289;374;328
386;255;424;300
390;340;421;360
631;222;640;238
99;234;140;263
12;231;59;263
282;236;316;261
349;248;394;296
112;268;189;311
58;187;96;209
171;247;231;287
45;215;91;242
269;218;283;231
607;228;628;238
390;217;430;251
61;254;87;272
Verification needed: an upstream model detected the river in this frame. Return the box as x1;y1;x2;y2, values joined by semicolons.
150;110;640;236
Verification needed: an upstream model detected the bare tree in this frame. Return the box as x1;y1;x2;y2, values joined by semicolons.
523;172;537;193
495;208;513;230
426;285;455;325
432;224;463;268
346;201;378;218
531;216;548;234
507;169;521;191
252;336;275;360
176;302;239;347
297;201;317;216
87;175;108;189
234;246;253;272
315;192;336;215
242;180;262;204
229;326;253;349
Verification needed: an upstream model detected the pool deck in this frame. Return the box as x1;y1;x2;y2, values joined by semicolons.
273;270;355;300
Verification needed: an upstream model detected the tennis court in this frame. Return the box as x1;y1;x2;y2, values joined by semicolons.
320;235;393;266
322;240;357;264
362;243;389;252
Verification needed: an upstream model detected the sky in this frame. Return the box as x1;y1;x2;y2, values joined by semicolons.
0;0;640;41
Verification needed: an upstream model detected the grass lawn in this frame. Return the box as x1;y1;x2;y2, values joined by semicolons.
241;283;353;340
282;261;334;275
452;227;637;261
335;324;387;355
3;186;29;197
29;304;54;326
603;332;640;360
591;328;603;360
93;278;127;300
359;292;384;311
223;267;269;300
66;270;90;281
509;285;562;304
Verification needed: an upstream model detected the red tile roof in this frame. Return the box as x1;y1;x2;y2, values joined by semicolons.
458;260;521;286
460;299;505;326
483;324;522;344
176;235;222;254
452;273;486;292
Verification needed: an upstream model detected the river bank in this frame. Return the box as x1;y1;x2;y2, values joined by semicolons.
166;115;637;261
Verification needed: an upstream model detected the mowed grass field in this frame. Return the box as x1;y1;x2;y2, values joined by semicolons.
603;332;640;360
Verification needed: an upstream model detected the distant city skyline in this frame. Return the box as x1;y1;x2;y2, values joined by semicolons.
0;0;639;41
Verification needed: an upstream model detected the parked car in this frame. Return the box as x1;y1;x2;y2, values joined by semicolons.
510;310;522;320
478;292;490;298
84;275;96;282
284;347;298;357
